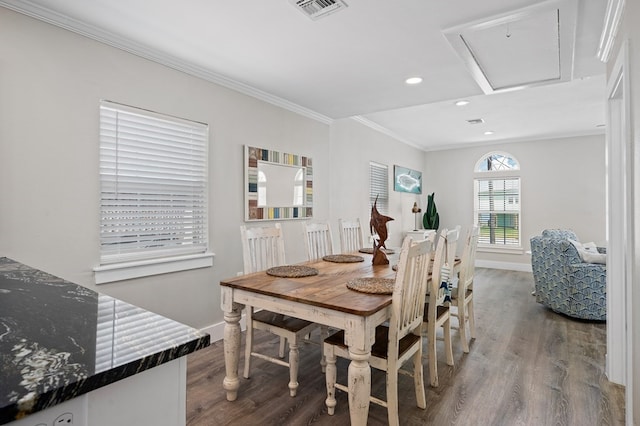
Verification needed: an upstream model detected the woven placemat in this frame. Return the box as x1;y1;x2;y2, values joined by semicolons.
346;277;395;294
323;254;365;263
358;247;395;255
266;265;319;278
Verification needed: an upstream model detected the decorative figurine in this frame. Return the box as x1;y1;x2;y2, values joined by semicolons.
369;195;394;265
412;201;422;231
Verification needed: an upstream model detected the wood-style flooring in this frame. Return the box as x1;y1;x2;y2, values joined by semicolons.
186;268;625;425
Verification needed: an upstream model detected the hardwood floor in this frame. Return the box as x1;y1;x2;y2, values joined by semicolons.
186;268;625;425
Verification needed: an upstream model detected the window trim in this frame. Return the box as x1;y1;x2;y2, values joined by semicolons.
94;252;214;284
95;101;212;284
473;152;522;249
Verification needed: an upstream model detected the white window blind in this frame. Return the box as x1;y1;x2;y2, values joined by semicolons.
369;161;389;214
474;177;520;246
99;101;208;265
473;152;521;247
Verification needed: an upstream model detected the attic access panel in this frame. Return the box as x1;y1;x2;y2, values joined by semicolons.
444;0;578;94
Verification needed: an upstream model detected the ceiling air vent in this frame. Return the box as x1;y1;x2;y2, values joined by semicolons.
467;118;485;125
290;0;348;20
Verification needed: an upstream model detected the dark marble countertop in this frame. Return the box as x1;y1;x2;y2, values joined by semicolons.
0;257;210;424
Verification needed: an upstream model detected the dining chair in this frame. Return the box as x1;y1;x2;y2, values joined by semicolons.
324;236;433;426
423;228;458;387
304;221;334;260
449;225;461;265
338;218;364;253
240;223;320;397
303;221;334;369
450;225;480;353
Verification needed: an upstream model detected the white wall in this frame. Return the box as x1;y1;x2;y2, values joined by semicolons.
0;8;425;330
0;8;330;329
424;135;606;268
0;6;608;335
328;119;428;249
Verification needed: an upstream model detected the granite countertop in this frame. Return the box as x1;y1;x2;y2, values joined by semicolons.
0;257;210;424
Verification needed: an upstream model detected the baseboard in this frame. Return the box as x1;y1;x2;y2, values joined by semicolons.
475;260;532;272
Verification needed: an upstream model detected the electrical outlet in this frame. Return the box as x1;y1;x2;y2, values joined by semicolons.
53;412;73;425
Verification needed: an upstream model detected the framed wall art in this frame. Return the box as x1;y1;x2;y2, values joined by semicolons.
393;165;422;194
245;145;313;221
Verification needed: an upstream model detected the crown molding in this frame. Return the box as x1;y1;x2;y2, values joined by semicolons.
351;116;425;151
597;0;626;63
424;128;606;152
0;0;333;125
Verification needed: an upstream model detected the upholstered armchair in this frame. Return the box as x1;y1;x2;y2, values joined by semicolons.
530;229;606;321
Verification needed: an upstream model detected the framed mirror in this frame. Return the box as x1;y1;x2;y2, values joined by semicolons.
245;145;313;221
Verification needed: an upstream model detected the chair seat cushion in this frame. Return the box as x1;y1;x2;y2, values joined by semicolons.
252;310;315;332
325;327;420;360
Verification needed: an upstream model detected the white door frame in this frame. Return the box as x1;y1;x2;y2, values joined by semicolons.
605;38;632;423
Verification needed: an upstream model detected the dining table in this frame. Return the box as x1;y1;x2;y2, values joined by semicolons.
219;250;399;426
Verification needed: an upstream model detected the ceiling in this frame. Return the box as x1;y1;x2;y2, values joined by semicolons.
1;0;608;151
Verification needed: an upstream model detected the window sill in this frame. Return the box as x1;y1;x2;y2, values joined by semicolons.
477;245;524;255
94;252;215;284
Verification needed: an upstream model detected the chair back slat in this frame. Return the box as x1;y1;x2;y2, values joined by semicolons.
446;226;461;270
429;229;449;305
459;225;480;293
389;236;433;349
304;222;334;261
338;218;364;253
240;223;286;274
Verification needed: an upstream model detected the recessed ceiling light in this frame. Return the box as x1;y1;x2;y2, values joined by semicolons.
455;100;470;106
484;130;495;135
405;77;423;85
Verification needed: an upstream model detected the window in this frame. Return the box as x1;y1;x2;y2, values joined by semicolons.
369;161;389;214
95;101;212;283
474;152;521;248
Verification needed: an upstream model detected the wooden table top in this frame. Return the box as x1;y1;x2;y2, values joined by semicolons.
220;252;398;316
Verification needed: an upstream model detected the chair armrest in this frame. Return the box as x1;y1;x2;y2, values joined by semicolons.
567;262;606;294
569;262;606;272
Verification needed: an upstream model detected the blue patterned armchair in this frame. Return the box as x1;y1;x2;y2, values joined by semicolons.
530;229;606;321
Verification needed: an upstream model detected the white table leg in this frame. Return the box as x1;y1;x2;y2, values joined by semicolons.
222;306;242;401
347;348;371;426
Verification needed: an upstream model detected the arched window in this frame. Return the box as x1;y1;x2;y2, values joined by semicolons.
474;152;521;248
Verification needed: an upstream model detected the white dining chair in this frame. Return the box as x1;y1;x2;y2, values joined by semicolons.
423;228;457;387
450;225;480;353
338;218;364;253
304;222;334;260
240;223;320;397
303;221;334;369
324;236;433;426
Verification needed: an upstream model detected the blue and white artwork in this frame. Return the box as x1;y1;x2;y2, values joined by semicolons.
394;165;422;194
